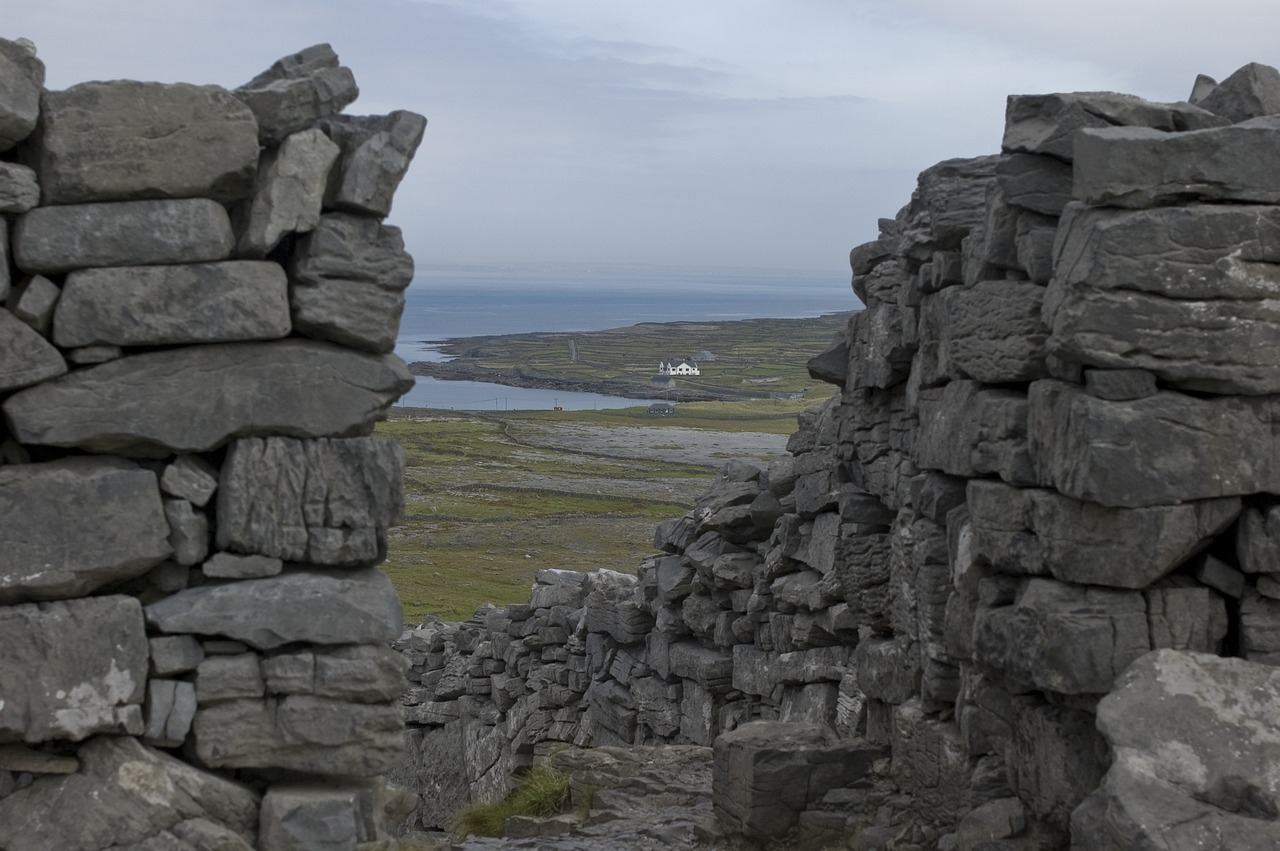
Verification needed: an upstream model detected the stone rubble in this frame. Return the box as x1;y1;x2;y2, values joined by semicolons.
0;37;424;849
396;63;1280;851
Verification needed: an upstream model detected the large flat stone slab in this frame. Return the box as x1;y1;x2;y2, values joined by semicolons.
53;261;291;348
0;458;171;603
0;37;44;152
12;198;234;274
968;480;1240;588
217;436;404;566
1028;379;1280;507
145;567;403;649
35;80;259;205
193;695;403;775
289;213;414;353
0;596;148;743
3;339;413;456
1074;117;1280;207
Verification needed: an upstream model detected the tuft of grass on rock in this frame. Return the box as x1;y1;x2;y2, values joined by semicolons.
452;766;571;840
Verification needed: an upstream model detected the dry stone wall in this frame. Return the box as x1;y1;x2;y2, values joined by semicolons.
400;63;1280;850
0;38;424;850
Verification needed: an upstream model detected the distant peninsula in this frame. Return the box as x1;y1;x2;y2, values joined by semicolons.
408;313;852;403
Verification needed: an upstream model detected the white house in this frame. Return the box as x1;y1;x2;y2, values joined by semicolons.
659;358;700;376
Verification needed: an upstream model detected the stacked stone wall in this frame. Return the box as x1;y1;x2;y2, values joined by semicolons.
0;39;424;850
400;64;1280;849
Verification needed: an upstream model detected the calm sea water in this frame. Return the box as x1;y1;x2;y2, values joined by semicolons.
394;262;860;410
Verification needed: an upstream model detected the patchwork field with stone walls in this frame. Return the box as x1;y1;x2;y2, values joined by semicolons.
0;38;424;850
398;64;1280;849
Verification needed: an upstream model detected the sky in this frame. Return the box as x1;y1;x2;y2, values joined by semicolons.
4;1;1279;274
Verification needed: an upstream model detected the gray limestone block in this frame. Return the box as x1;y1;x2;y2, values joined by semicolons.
967;479;1240;588
235;127;341;258
36;80;259;205
0;457;170;603
1076;650;1280;848
0;307;65;392
0;735;260;850
2;339;414;456
289;213;415;353
846;301;914;390
0;161;39;213
1083;368;1158;401
320;110;427;217
1014;212;1057;284
65;344;121;365
258;784;361;851
147;567;403;650
909;472;967;524
1006;698;1107;830
888;701;971;826
1028;379;1280;507
1240;590;1280;664
0;37;44;152
217;435;404;566
972;181;1022;271
202;552;284;579
1197;61;1280;122
0;595;148;743
855;637;917;704
849;236;893;276
8;274;59;335
160;454;219;507
1194;554;1247;599
973;578;1150;694
1002;91;1225;161
164;498;210;567
928;280;1050;384
313;644;409;702
1238;503;1280;573
13;198;234;274
916;380;1036;486
1189;73;1218;104
806;339;848;388
262;650;316;694
895;155;1001;262
1145;583;1228;654
144;678;197;748
235;43;359;145
1074;117;1280;208
53;261;291;348
149;634;205;676
196;653;265;703
1046;203;1280;394
995;153;1072;216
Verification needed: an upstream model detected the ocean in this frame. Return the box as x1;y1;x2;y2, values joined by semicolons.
393;262;861;410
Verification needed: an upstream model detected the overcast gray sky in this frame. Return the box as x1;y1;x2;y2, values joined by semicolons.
5;1;1279;273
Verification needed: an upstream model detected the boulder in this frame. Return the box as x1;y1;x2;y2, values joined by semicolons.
54;261;291;348
0;596;148;743
967;480;1240;588
1074;117;1280;207
1002;91;1224;160
235;127;340;258
145;567;403;650
3;339;413;456
1046;203;1280;394
0;736;259;851
235;43;359;145
216;436;404;566
0;307;65;392
13;198;234;274
1073;650;1280;849
0;36;44;152
289;213;415;353
193;696;404;775
35;80;259;204
1197;61;1280;122
1028;379;1280;507
0;161;40;213
0;457;170;603
320;110;428;217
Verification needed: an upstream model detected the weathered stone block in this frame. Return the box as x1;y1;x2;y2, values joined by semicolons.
196;654;266;703
1239;503;1280;573
203;552;284;580
916;380;1036;486
13;198;234;274
1006;697;1107;829
895;155;1000;262
0;595;148;743
320;110;427;217
1196;61;1280;122
235;43;359;145
0;307;65;392
35;80;259;204
926;280;1049;383
0;457;170;603
889;700;970;826
53;261;291;348
217;436;403;566
967;480;1239;588
164;498;210;567
143;679;197;748
1029;379;1280;507
995;153;1072;216
289;213;414;353
235;127;340;258
1075;117;1280;207
145;567;403;650
0;37;44;152
150;635;205;676
1240;590;1280;665
0;162;39;213
160;455;220;507
8;274;59;334
259;784;360;851
3;340;413;456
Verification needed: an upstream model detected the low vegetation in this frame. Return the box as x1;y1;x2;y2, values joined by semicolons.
451;765;571;840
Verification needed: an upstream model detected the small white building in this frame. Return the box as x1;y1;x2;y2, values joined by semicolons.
659;358;700;376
